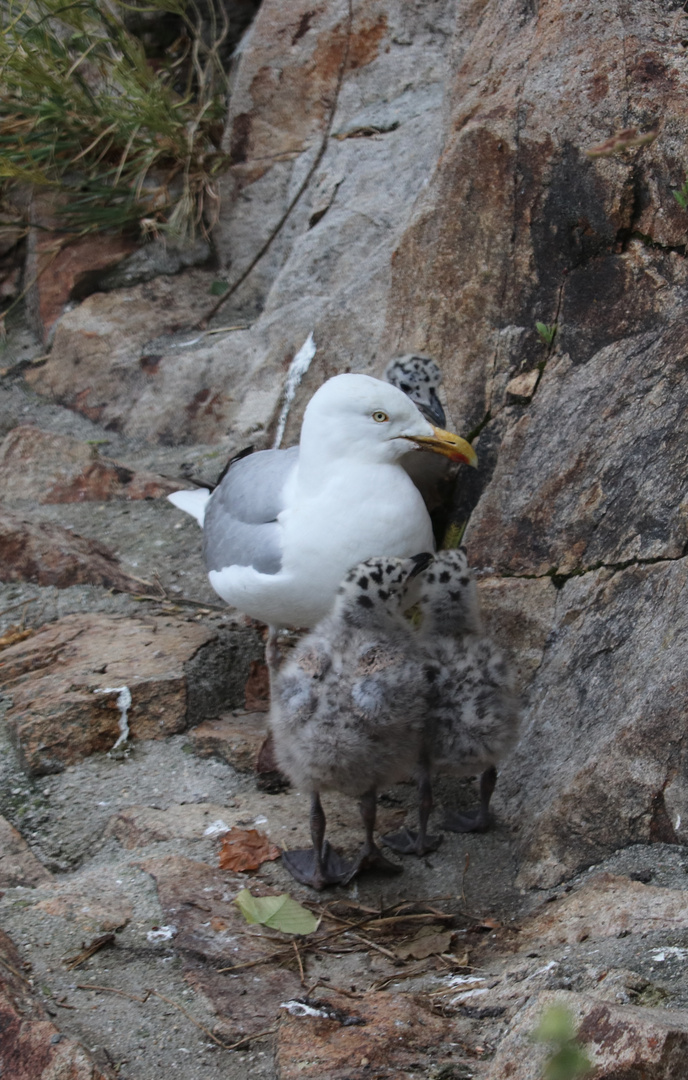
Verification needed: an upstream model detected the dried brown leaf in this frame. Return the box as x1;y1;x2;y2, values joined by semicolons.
218;828;281;872
473;916;501;931
396;927;454;960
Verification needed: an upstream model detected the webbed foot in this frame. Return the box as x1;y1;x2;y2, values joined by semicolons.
282;841;352;890
382;826;443;856
342;843;403;884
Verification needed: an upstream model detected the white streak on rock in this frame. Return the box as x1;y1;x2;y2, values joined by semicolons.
204;820;230;837
147;925;177;942
280;1000;329;1019
272;333;316;449
94;685;132;750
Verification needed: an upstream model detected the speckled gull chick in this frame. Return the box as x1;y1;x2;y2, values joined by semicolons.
384;354;460;535
168;373;476;629
384;354;446;428
270;554;433;890
383;548;521;857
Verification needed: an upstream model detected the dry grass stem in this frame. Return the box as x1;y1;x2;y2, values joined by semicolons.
76;983;149;1003
64;934;115;970
293;940;305;985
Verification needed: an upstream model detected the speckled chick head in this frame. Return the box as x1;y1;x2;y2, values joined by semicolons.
416;548;482;636
384;354;445;428
334;552;433;628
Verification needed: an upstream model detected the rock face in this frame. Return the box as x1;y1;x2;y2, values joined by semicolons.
498;557;688;887
0;815;52;888
0;507;150;593
0;929;109;1080
489;990;688;1080
28;1;460;444
15;0;688;888
4;2;688;1072
518;872;688;947
0;613;262;774
465;330;688;576
0;426;180;504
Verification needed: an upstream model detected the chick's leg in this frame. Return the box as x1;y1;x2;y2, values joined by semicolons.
343;788;402;883
382;762;443;856
282;791;352;890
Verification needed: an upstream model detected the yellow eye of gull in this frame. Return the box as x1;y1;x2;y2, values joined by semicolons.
372;410;389;423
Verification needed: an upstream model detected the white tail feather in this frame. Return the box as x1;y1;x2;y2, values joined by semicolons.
167;488;210;527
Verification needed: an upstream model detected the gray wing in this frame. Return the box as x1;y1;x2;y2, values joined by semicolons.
202;445;299;575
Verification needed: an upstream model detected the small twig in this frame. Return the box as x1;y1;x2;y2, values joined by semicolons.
53;1000;77;1009
454;909;500;925
132;593;228;613
306;978;364;1000
364;913;454;929
348;933;397;960
368;962;432;992
316;945;367;955
76;983;150;1003
309;899;380;917
222;1026;278;1051
217;949;292;974
293;940;305;986
64;934;115;970
435;953;473;969
0;954;29;982
205;323;252;335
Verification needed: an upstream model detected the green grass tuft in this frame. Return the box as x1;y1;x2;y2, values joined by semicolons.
0;0;231;240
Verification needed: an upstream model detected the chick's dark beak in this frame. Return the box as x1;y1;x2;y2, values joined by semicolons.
419;388;446;429
409;552;434;578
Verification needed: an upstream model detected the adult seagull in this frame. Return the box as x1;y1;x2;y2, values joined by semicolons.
168;373;477;629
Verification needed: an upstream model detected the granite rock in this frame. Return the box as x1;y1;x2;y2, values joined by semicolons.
0;612;261;774
0;507;151;593
499;558;688;887
465;320;688;577
0;814;51;888
188;712;268;773
0;928;110;1079
0;426;181;505
488;990;688;1080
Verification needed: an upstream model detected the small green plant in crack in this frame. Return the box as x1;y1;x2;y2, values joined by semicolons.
533;1005;592;1080
535;321;557;347
672;176;688;210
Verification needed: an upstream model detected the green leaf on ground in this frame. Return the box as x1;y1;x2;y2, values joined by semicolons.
234;889;319;935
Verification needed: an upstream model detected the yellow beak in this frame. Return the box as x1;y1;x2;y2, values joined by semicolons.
404;427;478;467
